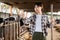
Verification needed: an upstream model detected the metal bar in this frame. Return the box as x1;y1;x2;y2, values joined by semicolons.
18;22;20;40
16;22;18;40
16;22;18;39
7;21;9;40
14;22;15;40
5;21;9;40
5;22;6;40
10;22;12;40
51;4;53;40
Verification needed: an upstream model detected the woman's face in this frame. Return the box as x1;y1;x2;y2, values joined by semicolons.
34;5;43;14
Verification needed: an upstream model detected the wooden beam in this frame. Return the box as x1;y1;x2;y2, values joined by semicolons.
0;0;49;3
10;6;12;16
1;0;60;12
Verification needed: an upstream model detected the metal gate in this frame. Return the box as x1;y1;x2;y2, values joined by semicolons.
0;21;32;40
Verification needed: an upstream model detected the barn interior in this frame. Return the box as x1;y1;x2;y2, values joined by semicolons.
0;0;60;40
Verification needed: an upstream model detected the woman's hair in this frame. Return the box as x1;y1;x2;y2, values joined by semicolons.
34;2;43;7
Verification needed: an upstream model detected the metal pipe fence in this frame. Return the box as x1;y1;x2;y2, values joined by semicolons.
0;21;32;40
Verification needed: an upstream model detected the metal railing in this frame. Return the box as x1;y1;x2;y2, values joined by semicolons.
0;21;32;40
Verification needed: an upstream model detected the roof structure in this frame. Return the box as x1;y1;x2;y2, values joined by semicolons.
0;0;60;12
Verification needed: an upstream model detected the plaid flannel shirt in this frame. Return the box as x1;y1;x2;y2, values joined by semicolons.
29;14;49;36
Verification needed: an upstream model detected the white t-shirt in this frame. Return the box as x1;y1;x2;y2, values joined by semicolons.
35;15;42;32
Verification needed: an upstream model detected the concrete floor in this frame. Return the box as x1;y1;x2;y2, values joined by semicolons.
46;28;60;40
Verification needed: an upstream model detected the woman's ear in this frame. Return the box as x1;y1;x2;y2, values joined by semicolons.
34;7;37;12
42;4;43;9
34;7;38;14
34;7;35;11
34;5;37;11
